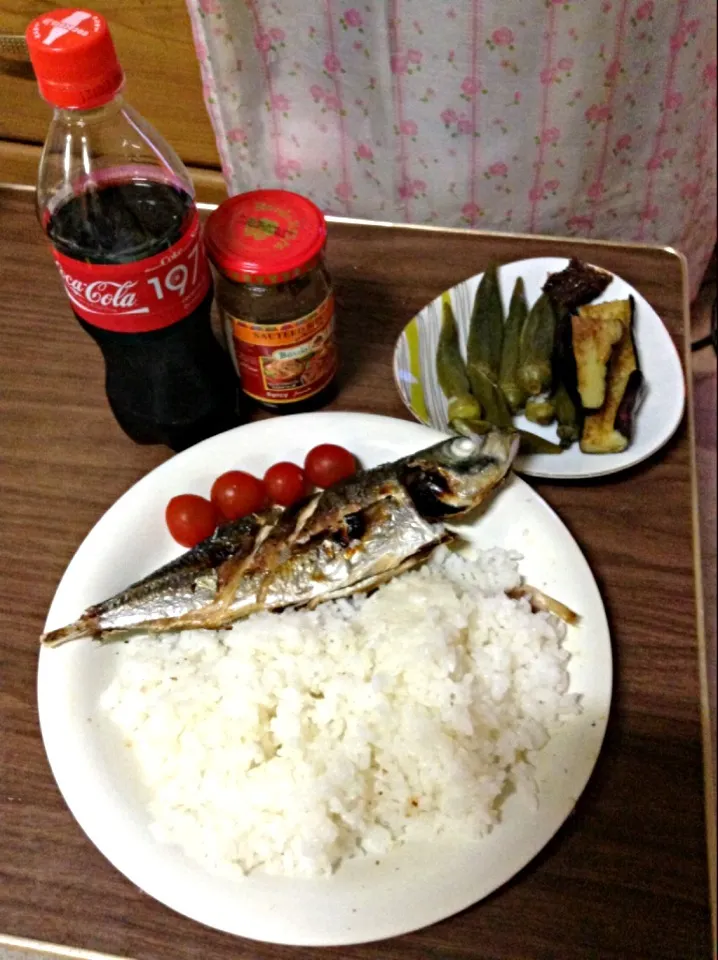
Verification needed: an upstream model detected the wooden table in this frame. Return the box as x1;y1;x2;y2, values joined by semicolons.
0;188;712;960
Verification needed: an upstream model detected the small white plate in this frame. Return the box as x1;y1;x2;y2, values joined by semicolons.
393;257;685;479
38;413;611;946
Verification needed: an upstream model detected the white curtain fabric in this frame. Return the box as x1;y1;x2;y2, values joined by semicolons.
187;0;716;298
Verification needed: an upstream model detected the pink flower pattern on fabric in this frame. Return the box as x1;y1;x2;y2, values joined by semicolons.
186;0;717;299
585;103;612;124
324;52;342;73
491;27;514;47
567;214;595;232
664;91;684;109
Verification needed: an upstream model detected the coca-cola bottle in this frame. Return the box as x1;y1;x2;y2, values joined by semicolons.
26;8;239;451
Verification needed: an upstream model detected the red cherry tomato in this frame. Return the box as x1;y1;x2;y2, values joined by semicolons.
166;494;219;548
211;470;267;521
304;444;356;489
264;462;309;507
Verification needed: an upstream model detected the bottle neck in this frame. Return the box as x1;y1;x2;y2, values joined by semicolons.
51;91;127;126
38;89;195;220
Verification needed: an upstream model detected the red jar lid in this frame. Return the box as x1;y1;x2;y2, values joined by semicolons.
205;190;327;286
26;9;124;110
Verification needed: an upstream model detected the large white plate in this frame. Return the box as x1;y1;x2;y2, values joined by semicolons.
393;257;685;479
38;412;612;946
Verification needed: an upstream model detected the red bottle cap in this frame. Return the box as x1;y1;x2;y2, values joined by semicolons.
26;9;124;110
205;190;327;286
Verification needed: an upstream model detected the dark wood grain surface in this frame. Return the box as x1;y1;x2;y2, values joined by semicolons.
0;188;711;960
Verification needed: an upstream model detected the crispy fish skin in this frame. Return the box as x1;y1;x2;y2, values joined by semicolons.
41;429;519;647
41;512;278;644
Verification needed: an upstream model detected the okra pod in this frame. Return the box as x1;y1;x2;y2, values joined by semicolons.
517;430;564;455
553;380;580;446
435;294;482;423
517;293;557;397
499;277;529;413
467;262;504;381
467;364;513;429
552;311;582;445
525;391;556;426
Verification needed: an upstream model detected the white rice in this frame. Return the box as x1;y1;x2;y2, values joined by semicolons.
100;544;580;878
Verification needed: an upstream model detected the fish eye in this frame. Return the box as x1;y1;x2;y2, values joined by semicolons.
401;466;463;518
450;437;476;458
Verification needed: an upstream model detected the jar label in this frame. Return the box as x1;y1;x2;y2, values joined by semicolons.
51;210;211;332
228;293;338;404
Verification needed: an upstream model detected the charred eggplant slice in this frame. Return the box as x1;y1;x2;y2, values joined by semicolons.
579;297;643;454
571;300;630;410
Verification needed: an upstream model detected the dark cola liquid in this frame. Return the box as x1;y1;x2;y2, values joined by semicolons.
47;181;239;450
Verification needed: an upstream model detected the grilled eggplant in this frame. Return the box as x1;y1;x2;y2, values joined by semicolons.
571;300;629;410
580;297;643;453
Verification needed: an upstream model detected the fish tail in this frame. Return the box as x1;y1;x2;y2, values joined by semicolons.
41;617;97;647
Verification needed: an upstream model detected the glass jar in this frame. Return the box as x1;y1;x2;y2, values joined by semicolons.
204;190;338;414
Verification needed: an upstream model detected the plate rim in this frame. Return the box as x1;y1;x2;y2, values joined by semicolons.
392;256;686;480
37;412;613;946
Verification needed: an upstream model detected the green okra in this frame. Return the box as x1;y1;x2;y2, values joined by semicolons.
517;292;557;397
553;379;580;446
499;277;529;414
517;430;564;455
467;364;514;429
467;262;504;382
435;294;481;424
525;392;556;426
551;310;583;446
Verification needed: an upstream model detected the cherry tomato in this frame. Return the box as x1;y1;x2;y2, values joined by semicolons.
304;444;356;489
166;494;219;548
211;470;267;521
264;461;309;507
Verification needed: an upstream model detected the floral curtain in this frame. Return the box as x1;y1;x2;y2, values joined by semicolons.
187;0;717;297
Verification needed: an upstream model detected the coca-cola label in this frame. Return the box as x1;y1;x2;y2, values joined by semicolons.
52;210;211;332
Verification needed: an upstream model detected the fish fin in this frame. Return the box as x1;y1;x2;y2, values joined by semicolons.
508;584;579;625
40;616;99;647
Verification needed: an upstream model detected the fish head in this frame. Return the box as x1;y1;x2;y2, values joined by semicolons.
400;428;519;519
